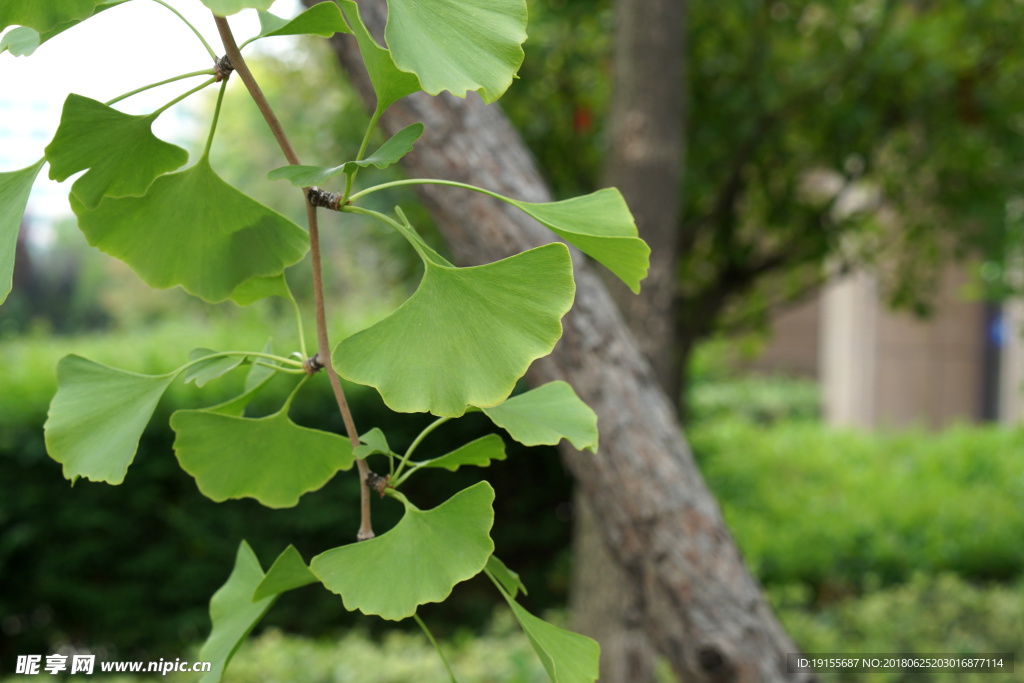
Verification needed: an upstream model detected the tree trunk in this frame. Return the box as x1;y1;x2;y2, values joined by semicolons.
572;0;685;678
316;3;811;680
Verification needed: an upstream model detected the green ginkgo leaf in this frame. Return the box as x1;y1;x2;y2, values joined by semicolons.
332;243;574;417
506;598;600;683
506;189;649;294
44;355;178;484
0;0;103;33
0;1;127;56
255;2;350;39
71;157;308;303
385;0;527;103
486;555;527;598
252;545;317;601
268;123;423;187
45;94;189;209
201;0;273;16
482;382;598;453
338;0;420;113
311;482;495;620
171;408;355;508
0;26;40;55
0;159;44;304
199;541;276;683
354;427;392;459
417;434;506;472
183;349;245;388
230;274;291;306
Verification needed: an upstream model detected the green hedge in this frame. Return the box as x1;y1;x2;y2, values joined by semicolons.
0;320;574;662
690;417;1024;591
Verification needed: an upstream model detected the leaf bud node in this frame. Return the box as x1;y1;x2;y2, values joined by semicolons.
365;471;389;498
214;55;233;82
303;353;324;375
307;187;342;211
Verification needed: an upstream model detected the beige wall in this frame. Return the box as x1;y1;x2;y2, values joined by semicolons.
753;265;991;429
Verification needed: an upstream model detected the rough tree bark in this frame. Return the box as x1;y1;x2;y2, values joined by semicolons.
570;0;685;679
314;2;812;680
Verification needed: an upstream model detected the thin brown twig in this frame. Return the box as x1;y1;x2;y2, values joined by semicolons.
214;14;374;540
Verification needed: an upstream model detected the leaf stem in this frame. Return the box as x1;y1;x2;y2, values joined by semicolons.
413;613;459;683
343;108;383;202
149;0;218;60
179;350;304;371
281;375;309;412
153;76;217;117
348;178;508;204
105;69;215;107
201;79;228;160
393;417;449;482
214;13;375;541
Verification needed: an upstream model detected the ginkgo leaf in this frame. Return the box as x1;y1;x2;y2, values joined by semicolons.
505;598;600;683
171;408;354;508
255;2;350;39
45;94;189;209
71;157;308;303
44;355;178;484
416;434;506;472
482;382;598;453
354;427;392;459
252;545;317;601
201;0;273;16
338;0;420;113
332;243;574;417
0;0;104;33
268;123;423;187
310;482;495;620
486;555;527;598
230;274;291;306
385;0;527;103
0;1;126;56
506;189;649;293
183;349;244;388
199;541;276;683
0;160;44;304
0;27;39;55
171;408;355;508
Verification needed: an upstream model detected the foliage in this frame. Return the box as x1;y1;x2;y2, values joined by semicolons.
690;417;1024;592
0;2;652;680
0;320;576;662
774;573;1024;682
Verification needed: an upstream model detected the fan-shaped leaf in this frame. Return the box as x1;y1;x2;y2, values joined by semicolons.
255;2;350;39
44;355;178;484
268;123;423;187
183;349;245;388
0;159;44;304
0;0;103;33
310;482;495;620
338;0;420;113
171;408;355;508
506;189;649;293
45;94;188;209
333;243;574;417
482;382;598;453
0;1;127;56
230;274;291;306
506;598;600;683
385;0;527;103
355;427;392;459
71;157;308;303
199;541;275;683
252;545;317;601
201;0;273;16
487;555;527;598
417;434;506;472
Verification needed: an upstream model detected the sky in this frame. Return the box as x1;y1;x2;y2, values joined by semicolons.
0;0;301;240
